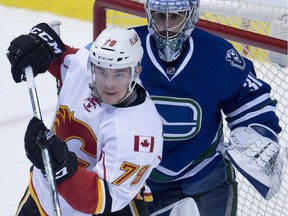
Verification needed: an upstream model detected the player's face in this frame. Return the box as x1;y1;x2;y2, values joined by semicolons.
93;66;131;105
151;10;186;38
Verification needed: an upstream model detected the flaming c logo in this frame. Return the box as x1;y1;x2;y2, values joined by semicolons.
52;105;97;168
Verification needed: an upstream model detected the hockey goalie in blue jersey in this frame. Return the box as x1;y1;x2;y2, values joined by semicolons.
134;0;285;215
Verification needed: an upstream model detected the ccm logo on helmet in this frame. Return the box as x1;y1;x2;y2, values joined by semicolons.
30;27;63;54
98;56;113;61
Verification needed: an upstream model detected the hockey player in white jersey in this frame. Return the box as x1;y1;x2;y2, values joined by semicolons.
7;25;163;215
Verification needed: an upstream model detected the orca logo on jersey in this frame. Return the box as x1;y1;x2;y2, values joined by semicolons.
226;48;246;70
30;27;63;54
151;96;202;141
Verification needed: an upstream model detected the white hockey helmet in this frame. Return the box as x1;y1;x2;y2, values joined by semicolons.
89;25;144;102
145;0;199;62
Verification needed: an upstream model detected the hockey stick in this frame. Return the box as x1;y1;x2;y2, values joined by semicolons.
25;66;62;216
24;21;63;216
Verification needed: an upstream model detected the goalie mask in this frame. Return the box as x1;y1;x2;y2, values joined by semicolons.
88;26;144;104
145;0;199;62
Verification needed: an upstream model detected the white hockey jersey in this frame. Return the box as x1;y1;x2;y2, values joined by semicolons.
28;47;163;215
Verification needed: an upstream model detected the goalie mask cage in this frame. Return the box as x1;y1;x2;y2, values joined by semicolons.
93;0;287;215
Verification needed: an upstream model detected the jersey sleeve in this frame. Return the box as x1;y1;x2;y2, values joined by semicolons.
57;167;113;214
192;29;281;135
220;60;281;134
47;44;79;88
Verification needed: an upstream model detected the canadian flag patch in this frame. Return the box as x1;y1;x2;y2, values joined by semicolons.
134;136;154;153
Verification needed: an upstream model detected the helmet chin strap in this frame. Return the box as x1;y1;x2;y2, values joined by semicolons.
115;89;137;107
88;82;102;101
113;79;137;105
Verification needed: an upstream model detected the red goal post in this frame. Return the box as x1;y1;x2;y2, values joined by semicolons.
93;0;288;215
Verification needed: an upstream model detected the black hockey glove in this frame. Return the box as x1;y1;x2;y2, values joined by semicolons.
7;23;66;83
24;117;77;183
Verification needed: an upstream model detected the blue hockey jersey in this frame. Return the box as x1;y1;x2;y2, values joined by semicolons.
134;25;281;183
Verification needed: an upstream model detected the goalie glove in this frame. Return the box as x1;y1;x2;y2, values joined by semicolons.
224;123;284;200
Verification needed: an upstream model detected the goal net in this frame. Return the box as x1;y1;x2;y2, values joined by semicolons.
93;0;287;215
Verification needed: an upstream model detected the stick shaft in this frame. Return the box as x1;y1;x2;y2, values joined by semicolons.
25;66;62;216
